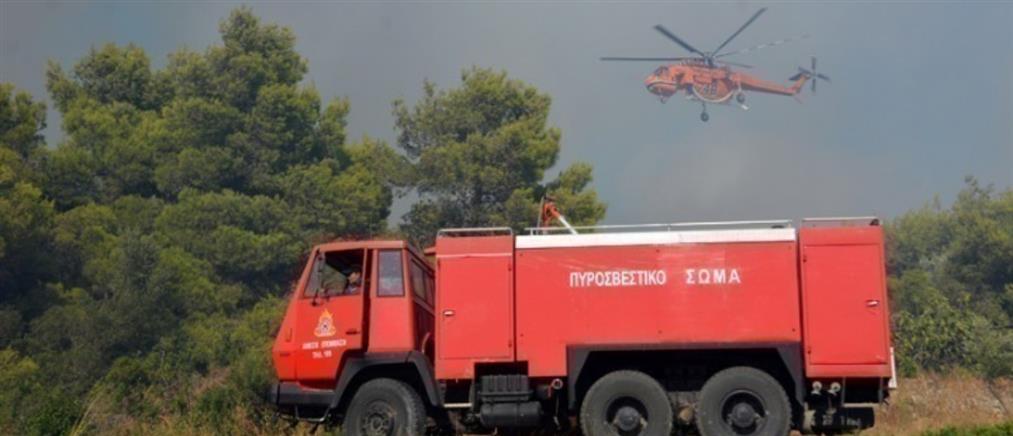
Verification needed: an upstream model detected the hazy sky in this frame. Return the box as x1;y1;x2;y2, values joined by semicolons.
2;1;1011;225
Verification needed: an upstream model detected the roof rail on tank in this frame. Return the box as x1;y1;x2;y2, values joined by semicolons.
525;219;792;235
802;217;880;227
437;227;514;237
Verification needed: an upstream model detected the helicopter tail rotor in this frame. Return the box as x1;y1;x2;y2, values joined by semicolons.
790;56;830;93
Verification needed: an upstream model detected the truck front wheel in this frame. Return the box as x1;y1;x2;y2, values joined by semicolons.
579;370;673;436
695;367;791;436
344;378;426;436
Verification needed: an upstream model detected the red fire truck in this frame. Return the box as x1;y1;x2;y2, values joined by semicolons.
269;217;895;436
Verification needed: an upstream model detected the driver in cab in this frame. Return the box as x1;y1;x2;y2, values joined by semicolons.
344;271;362;295
319;264;362;296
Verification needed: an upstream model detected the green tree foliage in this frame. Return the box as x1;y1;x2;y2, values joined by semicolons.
394;67;606;244
0;348;40;433
886;177;1013;377
0;83;47;159
0;84;54;325
1;7;404;434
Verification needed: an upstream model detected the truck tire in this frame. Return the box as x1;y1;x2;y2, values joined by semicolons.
344;378;426;436
695;367;791;436
579;370;673;436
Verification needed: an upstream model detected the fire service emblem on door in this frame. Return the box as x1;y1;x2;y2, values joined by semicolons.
314;309;336;338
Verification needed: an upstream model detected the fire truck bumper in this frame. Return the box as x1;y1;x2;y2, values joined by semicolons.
268;382;336;408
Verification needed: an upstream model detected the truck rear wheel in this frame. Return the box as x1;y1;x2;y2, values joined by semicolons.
695;367;790;436
579;370;673;436
344;378;426;436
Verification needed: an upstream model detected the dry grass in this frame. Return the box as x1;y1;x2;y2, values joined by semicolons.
861;372;1012;436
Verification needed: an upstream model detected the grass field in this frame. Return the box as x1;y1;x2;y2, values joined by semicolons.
106;373;1010;435
918;421;1013;436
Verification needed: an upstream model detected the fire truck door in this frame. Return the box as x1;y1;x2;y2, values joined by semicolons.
804;244;889;366
293;249;367;381
438;254;514;361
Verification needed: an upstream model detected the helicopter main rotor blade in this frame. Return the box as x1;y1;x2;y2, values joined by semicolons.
600;56;753;68
712;7;767;56
717;60;754;69
715;34;810;59
653;25;706;56
600;56;693;61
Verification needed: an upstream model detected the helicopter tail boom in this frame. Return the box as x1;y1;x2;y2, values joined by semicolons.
788;73;811;95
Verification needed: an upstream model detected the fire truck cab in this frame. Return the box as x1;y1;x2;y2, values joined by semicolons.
270;218;894;436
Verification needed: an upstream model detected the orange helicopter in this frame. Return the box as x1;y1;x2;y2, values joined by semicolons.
602;8;829;122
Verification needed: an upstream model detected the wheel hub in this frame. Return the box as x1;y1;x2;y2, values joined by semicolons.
363;402;396;436
614;406;642;432
730;402;758;428
721;391;767;434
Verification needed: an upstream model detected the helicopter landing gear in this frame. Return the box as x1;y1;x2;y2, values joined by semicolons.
700;103;709;122
735;93;749;111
